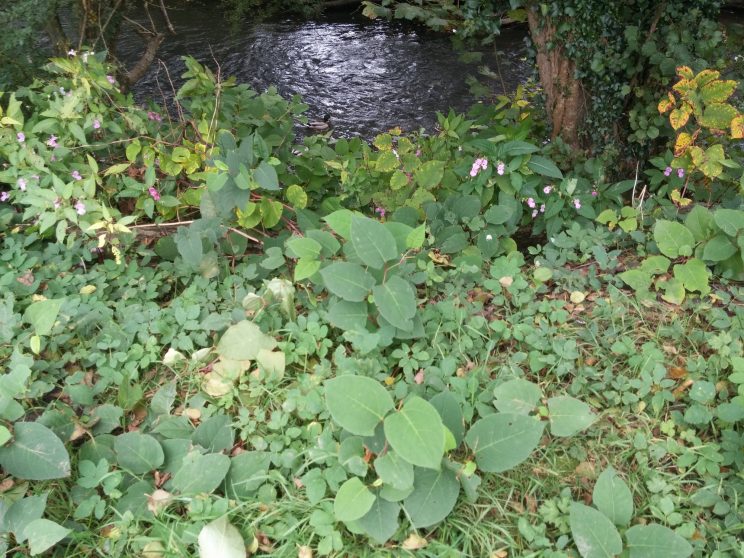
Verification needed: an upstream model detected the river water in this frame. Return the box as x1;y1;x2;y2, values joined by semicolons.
116;4;529;138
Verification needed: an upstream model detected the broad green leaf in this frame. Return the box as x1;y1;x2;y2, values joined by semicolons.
684;205;714;241
465;413;544;472
320;262;376;302
350;215;398;269
702;235;737;262
103;162;131;176
429;391;465;445
374;451;414;490
673;258;710;294
0;422;71;480
172;452;230;494
286;237;322;259
592;467;634;526
414;160;445;189
384;396;445;470
713;208;744;236
253;160;279;190
493;379;542;415
114;432;164;474
198;516;246;558
484;204;514;225
625;524;692;558
527;155;563;179
325;375;394;436
260;198;283;228
25;519;70;556
323;209;355;239
548;396;596;437
354;497;400;544
294;258;321;281
285;184;307;209
216;320;276;360
403;467;459;528
376;151;399;172
193;414;234;453
327;300;368;330
570;502;623;558
502;140;539;156
653;220;695;258
225;451;271;498
373;276;417;332
406;223;426;249
4;495;47;542
23;299;62;336
334;477;376;522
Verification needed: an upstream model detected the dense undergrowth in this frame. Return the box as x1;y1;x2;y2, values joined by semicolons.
0;49;742;558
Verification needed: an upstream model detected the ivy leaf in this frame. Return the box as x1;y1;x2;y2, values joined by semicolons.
465;413;544;472
325;375;394;436
198;516;246;558
403;467;460;528
570;502;623;558
320;262;376;302
384;396;445;470
592;467;634;526
373;276;417;332
0;422;71;480
548;396;596;437
653;220;695;258
333;477;376;522
350;215;398;269
625;524;692;558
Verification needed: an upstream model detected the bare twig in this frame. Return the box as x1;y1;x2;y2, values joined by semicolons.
159;0;176;34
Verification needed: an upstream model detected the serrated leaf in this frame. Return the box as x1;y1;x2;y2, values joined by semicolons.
465;413;545;472
625;524;692;558
350;215;398;268
198;516;246;558
548;396;596;437
403;467;459;528
325;375;394;436
699;103;737;129
592;467;634;526
674;132;692;156
570;502;623;558
334;477;376;521
669;107;690;130
384;397;445;470
320;262;376;302
373;276;416;331
0;422;71;480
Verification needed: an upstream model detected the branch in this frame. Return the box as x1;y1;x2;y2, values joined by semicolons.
121;27;164;91
44;12;70;57
159;0;176;34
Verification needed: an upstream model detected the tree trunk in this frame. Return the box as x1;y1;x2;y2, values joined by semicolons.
526;8;585;150
121;30;164;91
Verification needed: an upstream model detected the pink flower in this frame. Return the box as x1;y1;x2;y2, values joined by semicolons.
663;166;672;176
67;49;76;56
107;75;116;85
147;111;162;122
480;158;488;170
470;157;489;177
591;190;598;197
53;198;61;209
677;168;685;178
148;187;161;201
93;119;101;129
496;161;505;175
375;206;385;218
531;209;538;218
47;135;58;148
0;192;9;202
71;170;82;181
573;199;581;209
17;132;25;143
540;204;545;213
74;201;86;215
414;370;425;384
17;178;26;191
543;185;552;194
415;149;422;157
526;198;536;209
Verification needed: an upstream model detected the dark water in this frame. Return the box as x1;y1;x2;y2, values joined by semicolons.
116;5;529;138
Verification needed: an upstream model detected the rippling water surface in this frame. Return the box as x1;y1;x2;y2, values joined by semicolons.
117;5;529;138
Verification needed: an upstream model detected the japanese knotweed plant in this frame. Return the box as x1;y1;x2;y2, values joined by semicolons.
319;376;596;544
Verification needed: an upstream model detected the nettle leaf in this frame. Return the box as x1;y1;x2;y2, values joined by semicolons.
0;422;71;480
548;396;596;437
114;432;164;474
592;467;634;527
25;519;70;556
350;215;398;269
403;467;460;528
493;379;542;415
198;516;246;558
653;220;695;258
625;524;692;558
354;497;400;544
320;262;376;302
465;413;544;473
374;451;414;490
373;276;417;332
334;477;376;522
172;452;230;494
216;320;276;360
384;396;445;470
325;375;394;436
570;502;623;558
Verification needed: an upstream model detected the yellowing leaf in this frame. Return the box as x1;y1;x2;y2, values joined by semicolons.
669;107;690;130
657;92;675;114
676;66;694;79
674;132;693;156
401;533;428;550
700;79;737;104
731;114;744;139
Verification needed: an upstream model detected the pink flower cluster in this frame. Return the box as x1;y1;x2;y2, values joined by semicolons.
469;157;488;177
147;111;162;122
148;187;161;201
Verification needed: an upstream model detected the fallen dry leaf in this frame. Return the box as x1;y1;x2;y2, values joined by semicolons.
401;533;428;550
